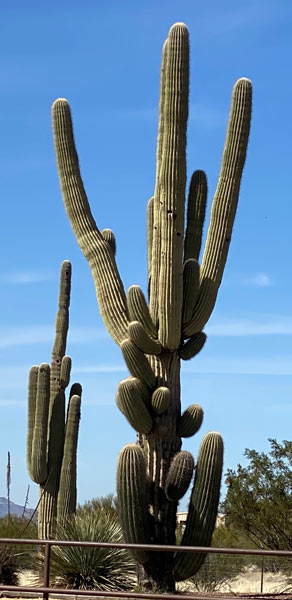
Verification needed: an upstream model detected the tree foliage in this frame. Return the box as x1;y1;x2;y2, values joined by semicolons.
222;439;292;551
189;525;252;592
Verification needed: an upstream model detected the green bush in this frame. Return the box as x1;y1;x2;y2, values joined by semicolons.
77;494;119;520
39;507;134;591
188;525;252;592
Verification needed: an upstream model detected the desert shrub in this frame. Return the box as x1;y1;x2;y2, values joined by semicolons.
77;494;119;520
0;545;18;585
38;507;134;591
188;525;252;592
0;515;38;583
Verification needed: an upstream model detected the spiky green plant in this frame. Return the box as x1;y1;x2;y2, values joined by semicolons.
52;23;252;590
38;509;135;591
26;261;82;539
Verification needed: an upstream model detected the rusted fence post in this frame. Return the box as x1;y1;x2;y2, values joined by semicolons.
43;541;51;600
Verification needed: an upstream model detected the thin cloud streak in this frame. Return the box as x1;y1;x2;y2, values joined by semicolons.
184;355;292;376
0;270;54;284
206;315;292;337
241;273;273;287
0;326;107;348
72;365;127;374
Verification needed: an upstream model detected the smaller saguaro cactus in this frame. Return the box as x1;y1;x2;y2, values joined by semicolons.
26;261;82;539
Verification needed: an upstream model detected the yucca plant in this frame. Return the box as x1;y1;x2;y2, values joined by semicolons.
39;509;134;591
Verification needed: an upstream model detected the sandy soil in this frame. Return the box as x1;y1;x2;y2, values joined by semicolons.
0;567;290;599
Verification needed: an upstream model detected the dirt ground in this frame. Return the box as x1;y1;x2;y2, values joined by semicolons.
0;568;291;600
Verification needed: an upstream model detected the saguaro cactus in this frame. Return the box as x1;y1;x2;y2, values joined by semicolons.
52;23;252;590
27;261;82;539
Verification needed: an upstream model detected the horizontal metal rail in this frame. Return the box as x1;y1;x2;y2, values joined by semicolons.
1;537;292;555
0;537;291;600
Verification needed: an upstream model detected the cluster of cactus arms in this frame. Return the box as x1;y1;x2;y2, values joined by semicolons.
52;23;252;591
27;261;82;539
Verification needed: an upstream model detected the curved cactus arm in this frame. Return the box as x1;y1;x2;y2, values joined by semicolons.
117;444;151;564
101;228;116;256
57;393;81;523
121;339;156;388
173;431;223;581
52;99;129;346
156;24;189;350
30;364;50;484
184;78;252;337
60;356;71;389
27;365;39;479
116;378;153;434
128;321;162;355
182;259;200;325
179;331;207;360
165;451;194;501
151;386;170;415
184;170;208;262
127;286;157;339
178;404;203;438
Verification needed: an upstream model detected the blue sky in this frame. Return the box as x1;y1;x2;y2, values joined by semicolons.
0;0;291;511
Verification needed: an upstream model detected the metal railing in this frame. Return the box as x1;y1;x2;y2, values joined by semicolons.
0;537;291;600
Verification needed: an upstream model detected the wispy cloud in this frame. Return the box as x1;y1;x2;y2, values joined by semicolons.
0;270;54;284
184;355;292;376
72;364;126;374
240;273;273;287
206;315;292;337
0;326;107;348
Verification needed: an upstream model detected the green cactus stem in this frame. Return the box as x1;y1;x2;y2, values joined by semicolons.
128;321;162;355
178;404;204;438
121;339;156;388
127;285;157;339
117;444;151;564
184;170;207;262
179;332;207;360
27;364;50;485
151;386;170;415
26;261;82;539
165;451;194;501
57;393;81;523
101;228;116;256
174;432;224;580
182;259;200;325
52;21;251;591
116;378;153;434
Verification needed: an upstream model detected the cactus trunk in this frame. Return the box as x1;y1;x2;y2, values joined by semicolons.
137;355;180;590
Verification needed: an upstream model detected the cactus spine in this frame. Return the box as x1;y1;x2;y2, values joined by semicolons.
52;22;251;590
26;261;82;539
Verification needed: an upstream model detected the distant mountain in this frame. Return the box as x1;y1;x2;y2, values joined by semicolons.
0;497;35;519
